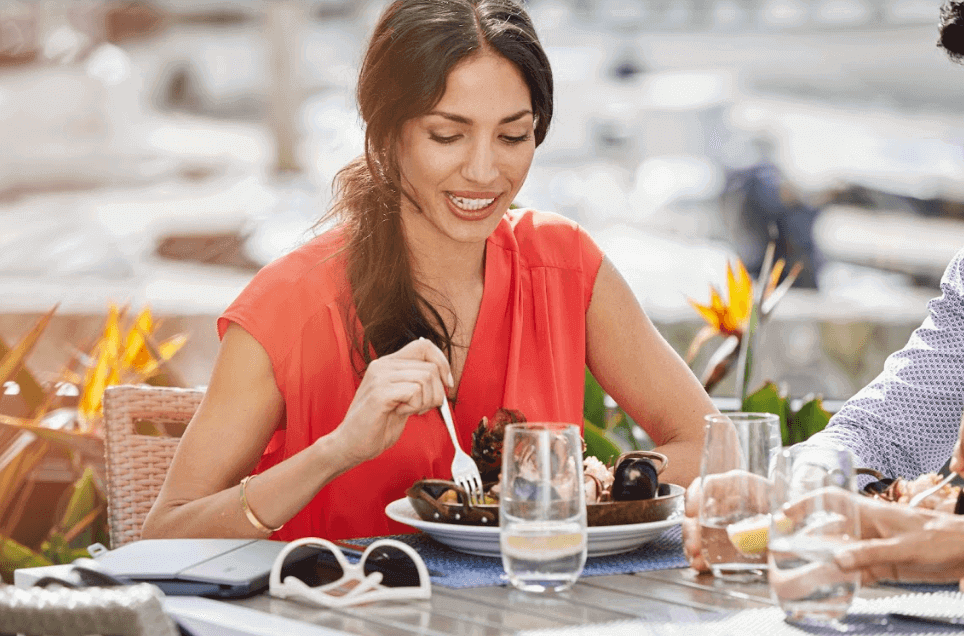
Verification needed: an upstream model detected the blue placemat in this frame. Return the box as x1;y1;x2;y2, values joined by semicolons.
894;582;961;594
354;525;687;589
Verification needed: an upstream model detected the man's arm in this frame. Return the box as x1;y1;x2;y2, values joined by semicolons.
801;248;964;479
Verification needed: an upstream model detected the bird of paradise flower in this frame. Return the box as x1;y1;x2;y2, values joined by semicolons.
686;249;802;394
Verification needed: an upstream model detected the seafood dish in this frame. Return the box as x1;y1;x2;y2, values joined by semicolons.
407;408;684;527
864;472;962;513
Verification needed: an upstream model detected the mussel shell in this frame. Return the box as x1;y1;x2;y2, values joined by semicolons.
611;457;659;501
405;479;498;525
861;477;896;496
406;478;684;527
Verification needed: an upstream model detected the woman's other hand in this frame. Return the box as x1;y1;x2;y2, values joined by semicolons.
682;471;770;573
330;338;453;466
682;477;709;572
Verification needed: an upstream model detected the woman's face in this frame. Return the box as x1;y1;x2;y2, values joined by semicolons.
397;52;536;251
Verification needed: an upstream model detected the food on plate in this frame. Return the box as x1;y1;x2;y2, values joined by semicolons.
471;407;527;483
611;455;659;501
470;408;665;504
863;472;961;513
405;410;682;526
583;456;615;503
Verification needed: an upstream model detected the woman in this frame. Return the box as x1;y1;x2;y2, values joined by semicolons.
142;0;714;542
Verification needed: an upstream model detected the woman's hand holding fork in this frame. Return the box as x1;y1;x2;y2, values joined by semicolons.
328;338;453;468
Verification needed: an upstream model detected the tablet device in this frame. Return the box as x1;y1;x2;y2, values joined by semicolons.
86;539;288;598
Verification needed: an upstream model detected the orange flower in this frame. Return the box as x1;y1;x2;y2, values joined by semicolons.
78;304;187;428
686;258;800;364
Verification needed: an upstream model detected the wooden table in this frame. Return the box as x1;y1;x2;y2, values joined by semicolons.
178;565;926;636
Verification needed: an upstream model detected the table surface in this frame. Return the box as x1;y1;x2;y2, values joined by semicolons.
214;562;926;636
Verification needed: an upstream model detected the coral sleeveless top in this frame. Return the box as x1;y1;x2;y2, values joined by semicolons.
218;209;604;540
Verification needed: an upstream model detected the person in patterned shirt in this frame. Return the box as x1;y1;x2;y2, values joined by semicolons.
799;0;964;481
683;1;964;585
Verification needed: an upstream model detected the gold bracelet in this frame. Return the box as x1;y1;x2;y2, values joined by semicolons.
240;475;284;533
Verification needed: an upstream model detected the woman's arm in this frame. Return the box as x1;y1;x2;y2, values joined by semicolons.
586;257;717;487
142;324;452;539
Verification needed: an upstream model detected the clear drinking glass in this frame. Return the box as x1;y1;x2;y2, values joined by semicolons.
499;423;588;593
769;446;861;628
698;412;780;580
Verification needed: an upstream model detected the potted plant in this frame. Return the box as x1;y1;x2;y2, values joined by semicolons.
0;304;187;582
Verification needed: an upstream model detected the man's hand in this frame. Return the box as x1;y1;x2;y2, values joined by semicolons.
832;503;964;587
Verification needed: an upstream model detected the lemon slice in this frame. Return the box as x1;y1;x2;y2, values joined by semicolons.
726;514;771;556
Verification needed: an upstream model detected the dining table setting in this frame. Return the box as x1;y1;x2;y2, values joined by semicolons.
10;413;964;636
195;414;964;636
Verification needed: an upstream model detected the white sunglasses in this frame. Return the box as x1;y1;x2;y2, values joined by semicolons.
269;538;431;608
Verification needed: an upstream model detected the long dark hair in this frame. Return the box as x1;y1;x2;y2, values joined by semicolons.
940;0;964;61
322;0;553;373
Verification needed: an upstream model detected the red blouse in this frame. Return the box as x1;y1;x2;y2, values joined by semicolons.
218;209;604;540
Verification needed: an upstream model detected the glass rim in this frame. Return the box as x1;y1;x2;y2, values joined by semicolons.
704;411;780;422
503;422;580;432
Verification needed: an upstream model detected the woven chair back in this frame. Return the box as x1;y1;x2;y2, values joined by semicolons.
102;385;203;548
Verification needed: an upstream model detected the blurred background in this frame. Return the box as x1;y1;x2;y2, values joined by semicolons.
2;0;962;404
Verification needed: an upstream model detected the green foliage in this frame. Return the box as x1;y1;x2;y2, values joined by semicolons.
0;537;52;583
0;304;172;583
741;381;833;446
583;367;606;430
583;368;649;463
0;466;107;583
584;420;621;465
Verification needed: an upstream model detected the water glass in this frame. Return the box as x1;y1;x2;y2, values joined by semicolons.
769;446;861;627
698;412;780;580
499;423;587;593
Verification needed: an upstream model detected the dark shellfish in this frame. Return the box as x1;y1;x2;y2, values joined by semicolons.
470;408;527;483
405;479;498;525
610;451;667;502
406;476;683;527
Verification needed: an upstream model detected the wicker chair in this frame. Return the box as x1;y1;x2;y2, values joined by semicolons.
102;384;204;548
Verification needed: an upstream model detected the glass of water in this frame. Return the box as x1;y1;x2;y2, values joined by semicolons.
499;423;587;593
698;412;780;580
769;446;860;628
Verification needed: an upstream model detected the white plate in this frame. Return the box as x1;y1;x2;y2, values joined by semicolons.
385;498;682;558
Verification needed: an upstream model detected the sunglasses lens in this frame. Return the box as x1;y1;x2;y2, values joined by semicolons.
280;544;344;587
362;546;422;588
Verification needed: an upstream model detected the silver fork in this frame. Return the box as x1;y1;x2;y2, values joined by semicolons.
908;472;956;508
439;393;484;505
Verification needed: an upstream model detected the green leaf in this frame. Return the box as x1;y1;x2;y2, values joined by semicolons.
39;533;89;565
584;419;621;465
742;381;791;445
0;536;52;583
583;368;606;429
59;467;101;532
735;244;774;404
610;412;646;452
789;396;832;444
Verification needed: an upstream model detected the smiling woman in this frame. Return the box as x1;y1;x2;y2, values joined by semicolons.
140;0;717;543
